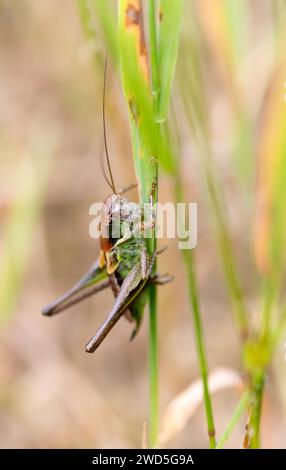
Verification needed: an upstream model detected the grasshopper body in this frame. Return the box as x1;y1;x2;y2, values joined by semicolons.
42;192;168;353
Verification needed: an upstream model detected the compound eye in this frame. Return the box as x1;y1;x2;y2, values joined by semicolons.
122;202;141;223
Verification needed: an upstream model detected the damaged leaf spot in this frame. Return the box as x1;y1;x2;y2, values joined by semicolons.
126;4;140;26
129;98;140;124
159;10;163;22
124;0;149;83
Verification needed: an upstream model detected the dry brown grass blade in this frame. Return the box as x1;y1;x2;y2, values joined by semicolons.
254;56;286;275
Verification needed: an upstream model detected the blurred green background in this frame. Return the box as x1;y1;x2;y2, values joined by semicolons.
0;0;286;448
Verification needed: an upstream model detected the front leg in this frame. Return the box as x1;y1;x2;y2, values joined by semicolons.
140;245;149;279
140;245;168;280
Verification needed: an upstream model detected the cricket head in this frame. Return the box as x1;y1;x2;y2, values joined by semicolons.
100;194;124;247
100;194;141;243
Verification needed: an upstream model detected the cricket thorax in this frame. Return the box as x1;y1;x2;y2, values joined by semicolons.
99;194;143;274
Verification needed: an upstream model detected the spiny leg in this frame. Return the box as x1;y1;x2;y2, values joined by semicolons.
85;303;126;353
85;264;142;353
108;272;133;323
42;259;106;316
43;280;110;316
85;248;168;353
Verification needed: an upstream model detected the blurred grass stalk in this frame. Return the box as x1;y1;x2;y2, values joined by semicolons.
178;13;251;444
250;49;286;448
197;0;254;183
167;130;216;447
177;5;248;340
171;4;249;443
0;130;57;326
170;1;250;445
158;1;216;448
156;0;217;447
177;2;286;448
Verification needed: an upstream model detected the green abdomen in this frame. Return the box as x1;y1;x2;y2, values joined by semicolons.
114;237;147;337
115;238;144;283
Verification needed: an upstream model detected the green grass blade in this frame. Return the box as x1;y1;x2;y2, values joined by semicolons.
118;0;155;201
157;0;184;122
76;0;118;64
175;8;248;338
148;0;160;116
118;0;174;177
216;390;250;449
0;132;57;326
92;0;119;61
174;169;216;449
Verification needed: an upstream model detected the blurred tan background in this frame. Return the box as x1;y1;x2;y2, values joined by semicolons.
0;0;285;448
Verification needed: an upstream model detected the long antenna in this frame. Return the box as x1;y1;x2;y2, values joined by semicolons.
100;143;113;192
103;54;117;194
